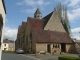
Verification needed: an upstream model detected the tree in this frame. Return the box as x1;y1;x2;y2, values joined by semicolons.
56;2;71;35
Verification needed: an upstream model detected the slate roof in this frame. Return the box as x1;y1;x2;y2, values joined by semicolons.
3;39;14;43
28;17;44;29
34;8;41;14
33;29;74;43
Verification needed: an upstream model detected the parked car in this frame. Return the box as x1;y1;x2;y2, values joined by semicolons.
16;48;25;54
78;52;80;57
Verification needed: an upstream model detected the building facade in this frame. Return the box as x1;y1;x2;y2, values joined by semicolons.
15;8;75;54
73;39;80;53
2;39;15;51
0;0;6;59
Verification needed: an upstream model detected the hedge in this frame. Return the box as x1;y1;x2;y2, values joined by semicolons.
59;56;80;60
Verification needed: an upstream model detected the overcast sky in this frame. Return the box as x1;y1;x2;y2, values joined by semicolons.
4;0;80;40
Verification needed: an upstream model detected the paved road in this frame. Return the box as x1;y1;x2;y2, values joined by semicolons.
1;52;79;60
30;53;79;60
1;52;39;60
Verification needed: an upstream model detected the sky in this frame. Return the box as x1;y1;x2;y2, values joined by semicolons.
4;0;80;40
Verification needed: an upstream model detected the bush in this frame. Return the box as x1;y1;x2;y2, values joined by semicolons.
59;56;80;60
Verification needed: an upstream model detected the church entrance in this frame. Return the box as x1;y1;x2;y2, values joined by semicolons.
61;43;66;52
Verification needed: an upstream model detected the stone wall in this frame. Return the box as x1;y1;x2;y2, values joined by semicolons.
36;43;61;54
66;44;75;53
75;43;80;53
36;43;47;53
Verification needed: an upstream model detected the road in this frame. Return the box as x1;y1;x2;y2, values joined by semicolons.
1;52;79;60
1;52;39;60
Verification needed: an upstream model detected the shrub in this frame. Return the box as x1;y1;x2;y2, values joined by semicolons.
59;56;80;60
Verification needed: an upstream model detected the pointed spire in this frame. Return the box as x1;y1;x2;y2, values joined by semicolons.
34;8;41;14
34;8;42;19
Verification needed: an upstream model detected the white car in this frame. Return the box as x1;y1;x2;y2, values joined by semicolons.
16;48;25;54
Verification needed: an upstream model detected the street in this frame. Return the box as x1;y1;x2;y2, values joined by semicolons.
1;52;79;60
1;52;38;60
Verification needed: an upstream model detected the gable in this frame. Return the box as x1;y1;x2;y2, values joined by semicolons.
44;10;65;32
43;12;53;27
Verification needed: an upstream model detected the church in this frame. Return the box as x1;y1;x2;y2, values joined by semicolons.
15;8;75;54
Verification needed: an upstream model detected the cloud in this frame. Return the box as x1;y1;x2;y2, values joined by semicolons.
17;0;51;13
3;27;18;40
17;0;50;7
68;0;80;7
71;27;80;40
71;33;80;40
68;8;80;21
60;0;80;22
22;8;36;13
54;0;80;22
71;27;80;33
58;0;80;7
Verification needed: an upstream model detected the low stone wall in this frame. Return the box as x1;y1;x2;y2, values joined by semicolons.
36;43;47;53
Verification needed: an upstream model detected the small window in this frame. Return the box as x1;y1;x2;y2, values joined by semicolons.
37;15;39;17
4;44;6;46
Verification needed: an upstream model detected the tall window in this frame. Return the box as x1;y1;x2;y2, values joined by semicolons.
30;32;32;40
23;34;25;43
26;35;28;45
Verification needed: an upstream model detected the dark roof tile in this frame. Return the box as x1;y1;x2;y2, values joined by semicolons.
33;30;74;43
28;17;44;29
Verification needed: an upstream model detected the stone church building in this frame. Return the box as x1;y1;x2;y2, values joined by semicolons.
15;8;75;54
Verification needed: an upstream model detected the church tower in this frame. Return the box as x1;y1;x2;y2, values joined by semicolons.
34;8;42;19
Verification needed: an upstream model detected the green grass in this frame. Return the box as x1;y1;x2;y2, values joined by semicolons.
2;50;15;53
